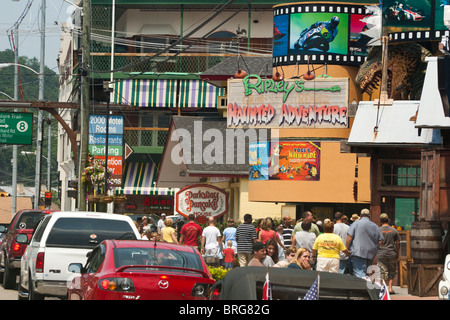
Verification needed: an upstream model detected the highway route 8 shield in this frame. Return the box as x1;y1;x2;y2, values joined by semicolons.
0;112;33;145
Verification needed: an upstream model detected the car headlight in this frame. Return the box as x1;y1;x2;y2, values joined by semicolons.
440;286;448;297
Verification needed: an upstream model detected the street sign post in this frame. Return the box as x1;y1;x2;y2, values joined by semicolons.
0;112;33;145
88;115;124;187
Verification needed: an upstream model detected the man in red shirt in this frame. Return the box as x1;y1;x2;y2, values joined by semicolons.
180;214;203;248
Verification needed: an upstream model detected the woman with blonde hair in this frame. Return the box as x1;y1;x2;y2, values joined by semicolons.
287;248;312;270
258;218;286;251
161;218;178;244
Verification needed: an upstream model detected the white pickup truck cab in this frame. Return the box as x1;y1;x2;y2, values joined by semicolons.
18;211;140;300
439;254;450;300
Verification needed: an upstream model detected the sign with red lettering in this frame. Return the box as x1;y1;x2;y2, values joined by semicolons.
93;156;123;186
227;76;348;129
175;184;228;220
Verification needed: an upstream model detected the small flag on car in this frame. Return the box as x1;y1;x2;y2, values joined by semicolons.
379;280;391;300
262;270;272;300
303;273;320;300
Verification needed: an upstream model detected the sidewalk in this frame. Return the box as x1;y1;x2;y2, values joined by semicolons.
390;286;439;300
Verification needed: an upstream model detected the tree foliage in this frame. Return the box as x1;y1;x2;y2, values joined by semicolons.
0;49;60;189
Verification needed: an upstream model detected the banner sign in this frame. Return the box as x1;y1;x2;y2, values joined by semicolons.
273;3;378;66
249;141;321;181
89;115;124;186
175;184;228;222
228;76;348;129
382;0;448;42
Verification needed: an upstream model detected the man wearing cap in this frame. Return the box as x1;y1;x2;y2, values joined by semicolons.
378;213;400;294
157;213;166;235
247;241;267;267
346;208;384;278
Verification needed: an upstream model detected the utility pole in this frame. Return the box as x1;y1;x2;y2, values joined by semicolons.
34;0;45;209
78;0;91;211
12;22;19;217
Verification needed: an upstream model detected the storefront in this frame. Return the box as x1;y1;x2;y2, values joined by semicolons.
114;161;178;217
227;73;372;222
348;100;441;228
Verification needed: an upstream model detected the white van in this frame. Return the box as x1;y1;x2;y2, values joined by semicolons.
18;211;141;300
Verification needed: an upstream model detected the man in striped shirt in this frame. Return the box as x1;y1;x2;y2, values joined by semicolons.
281;216;294;248
236;214;257;267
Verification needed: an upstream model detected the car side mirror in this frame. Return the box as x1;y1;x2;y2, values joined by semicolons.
0;225;6;233
15;234;29;244
68;263;83;274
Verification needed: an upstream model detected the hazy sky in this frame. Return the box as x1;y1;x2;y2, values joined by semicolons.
0;0;75;74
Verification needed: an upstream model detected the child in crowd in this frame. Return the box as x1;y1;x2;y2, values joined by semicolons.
223;240;235;269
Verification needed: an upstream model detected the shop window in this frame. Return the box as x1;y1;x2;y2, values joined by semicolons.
382;164;421;187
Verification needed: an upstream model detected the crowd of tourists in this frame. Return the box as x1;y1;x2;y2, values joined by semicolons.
135;208;399;295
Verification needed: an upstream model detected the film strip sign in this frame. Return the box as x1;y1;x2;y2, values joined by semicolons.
273;3;376;67
383;0;449;43
389;29;449;42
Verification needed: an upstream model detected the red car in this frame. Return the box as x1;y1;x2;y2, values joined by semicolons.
0;209;52;289
67;240;215;300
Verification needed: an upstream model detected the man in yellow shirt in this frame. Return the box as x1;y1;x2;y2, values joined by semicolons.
312;221;348;273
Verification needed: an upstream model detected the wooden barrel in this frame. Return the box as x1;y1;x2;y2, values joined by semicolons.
410;221;444;264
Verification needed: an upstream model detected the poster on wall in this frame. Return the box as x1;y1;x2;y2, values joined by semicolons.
273;3;379;66
269;141;321;181
249;142;269;180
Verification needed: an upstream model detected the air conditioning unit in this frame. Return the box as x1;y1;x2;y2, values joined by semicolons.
217;96;227;109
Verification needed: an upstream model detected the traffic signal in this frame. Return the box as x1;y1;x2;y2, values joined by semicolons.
45;192;52;207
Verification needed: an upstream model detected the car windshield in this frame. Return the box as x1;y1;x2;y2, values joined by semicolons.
114;247;204;274
14;211;48;230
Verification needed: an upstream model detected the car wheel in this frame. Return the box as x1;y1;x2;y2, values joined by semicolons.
28;272;44;300
2;258;17;289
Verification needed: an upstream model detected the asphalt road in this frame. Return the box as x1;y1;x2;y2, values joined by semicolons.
0;282;19;300
0;276;60;300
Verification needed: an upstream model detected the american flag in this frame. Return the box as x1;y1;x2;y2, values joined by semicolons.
379;280;391;300
303;275;320;300
262;271;272;300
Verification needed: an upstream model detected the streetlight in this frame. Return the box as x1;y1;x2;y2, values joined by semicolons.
62;0;82;10
0;63;40;75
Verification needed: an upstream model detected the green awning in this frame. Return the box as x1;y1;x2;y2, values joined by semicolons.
113;79;224;108
115;162;178;195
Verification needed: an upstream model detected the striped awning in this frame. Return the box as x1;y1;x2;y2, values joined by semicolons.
115;162;178;195
113;79;178;108
113;79;224;108
178;79;225;108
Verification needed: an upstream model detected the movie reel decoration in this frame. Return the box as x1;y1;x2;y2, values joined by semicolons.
273;1;450;67
382;0;449;42
273;3;378;67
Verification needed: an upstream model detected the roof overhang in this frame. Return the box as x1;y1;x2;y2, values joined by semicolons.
157;116;263;188
415;56;450;129
347;100;441;148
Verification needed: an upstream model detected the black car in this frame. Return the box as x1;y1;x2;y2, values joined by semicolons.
210;267;379;300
